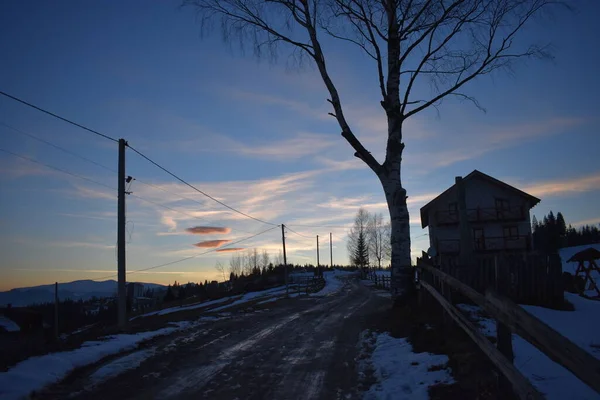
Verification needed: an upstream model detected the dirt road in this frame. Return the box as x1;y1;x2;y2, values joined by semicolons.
39;278;389;400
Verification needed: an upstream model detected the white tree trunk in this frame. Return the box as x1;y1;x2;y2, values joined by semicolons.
379;169;412;299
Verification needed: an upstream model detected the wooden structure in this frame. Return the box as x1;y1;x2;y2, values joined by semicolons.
416;257;600;399
568;247;600;297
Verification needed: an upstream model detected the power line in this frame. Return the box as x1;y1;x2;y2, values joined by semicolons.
93;225;280;281
0;147;117;193
287;223;351;229
127;144;278;227
0;121;117;173
0;90;119;143
285;226;313;239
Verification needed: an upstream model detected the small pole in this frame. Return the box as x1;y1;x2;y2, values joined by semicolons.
117;138;127;329
330;232;333;269
282;224;288;296
316;235;320;274
54;282;59;339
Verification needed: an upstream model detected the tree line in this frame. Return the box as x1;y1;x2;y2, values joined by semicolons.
347;208;391;270
532;211;599;254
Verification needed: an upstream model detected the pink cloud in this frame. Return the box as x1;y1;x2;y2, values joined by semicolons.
193;240;231;248
216;247;245;253
186;226;232;235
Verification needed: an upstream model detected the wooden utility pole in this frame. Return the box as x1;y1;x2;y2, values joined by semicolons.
117;138;127;329
282;224;288;296
54;282;59;339
316;235;320;269
330;232;333;269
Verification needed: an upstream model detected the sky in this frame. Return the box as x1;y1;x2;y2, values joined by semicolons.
0;1;599;291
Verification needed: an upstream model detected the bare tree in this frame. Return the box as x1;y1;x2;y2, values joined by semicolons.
245;248;260;275
185;0;564;298
383;221;392;267
347;207;371;265
273;250;284;266
260;250;270;269
215;261;227;282
229;253;243;277
367;212;387;269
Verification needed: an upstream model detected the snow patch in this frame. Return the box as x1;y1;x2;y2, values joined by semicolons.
360;330;453;399
0;316;20;332
310;269;357;297
0;321;192;400
89;347;156;385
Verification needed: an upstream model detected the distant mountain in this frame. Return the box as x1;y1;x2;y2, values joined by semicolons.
0;280;166;307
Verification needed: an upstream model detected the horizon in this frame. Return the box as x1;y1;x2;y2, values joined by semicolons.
1;1;599;291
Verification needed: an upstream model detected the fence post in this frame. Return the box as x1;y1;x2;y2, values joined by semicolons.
495;256;515;397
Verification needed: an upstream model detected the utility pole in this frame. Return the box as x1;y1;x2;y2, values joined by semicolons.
282;224;288;296
54;282;59;339
117;138;127;329
316;235;320;273
330;232;333;269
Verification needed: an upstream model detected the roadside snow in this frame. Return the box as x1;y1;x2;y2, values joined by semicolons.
361;330;453;399
0;321;191;400
132;295;238;320
88;347;156;385
0;315;20;332
310;269;357;297
458;293;600;399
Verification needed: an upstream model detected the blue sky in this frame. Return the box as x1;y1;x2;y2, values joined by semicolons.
1;1;599;290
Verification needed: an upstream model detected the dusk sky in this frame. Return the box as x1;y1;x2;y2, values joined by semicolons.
1;1;599;291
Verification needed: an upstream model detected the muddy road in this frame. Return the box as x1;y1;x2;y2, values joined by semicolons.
38;279;389;400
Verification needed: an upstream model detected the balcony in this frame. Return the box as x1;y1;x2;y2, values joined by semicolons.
438;235;530;254
435;206;526;226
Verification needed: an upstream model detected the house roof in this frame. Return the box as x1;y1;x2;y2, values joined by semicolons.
420;170;541;228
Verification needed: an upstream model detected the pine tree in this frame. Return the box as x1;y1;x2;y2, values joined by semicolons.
353;230;370;268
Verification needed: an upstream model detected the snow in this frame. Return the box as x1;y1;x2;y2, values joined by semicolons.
0;315;20;332
310;269;358;297
209;285;290;312
458;293;600;399
0;321;191;400
361;331;453;399
132;295;237;320
89;347;156;385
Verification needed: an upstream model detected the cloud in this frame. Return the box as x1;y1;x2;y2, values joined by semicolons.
411;117;586;170
234;132;337;161
570;217;600;227
186;226;232;235
193;240;232;248
521;173;600;198
216;248;245;253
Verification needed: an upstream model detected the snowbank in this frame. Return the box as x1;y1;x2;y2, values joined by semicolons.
361;331;453;399
0;321;191;400
132;295;238;320
458;293;600;399
0;315;20;332
310;269;357;297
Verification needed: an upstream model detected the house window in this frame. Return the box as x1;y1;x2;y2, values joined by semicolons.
496;198;510;219
503;226;519;239
473;228;485;250
448;202;458;217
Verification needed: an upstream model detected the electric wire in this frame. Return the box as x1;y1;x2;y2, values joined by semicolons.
0;90;119;142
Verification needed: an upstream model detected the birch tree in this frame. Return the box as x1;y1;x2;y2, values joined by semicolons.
185;0;563;299
367;212;387;269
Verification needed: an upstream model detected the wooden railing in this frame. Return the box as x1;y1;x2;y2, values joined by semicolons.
368;273;391;289
436;206;526;225
416;256;600;399
438;235;530;254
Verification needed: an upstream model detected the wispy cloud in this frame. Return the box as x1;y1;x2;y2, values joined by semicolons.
521;173;600;198
186;226;232;235
216;247;245;253
193;240;232;248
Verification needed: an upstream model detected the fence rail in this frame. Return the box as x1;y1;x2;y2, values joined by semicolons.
417;257;600;399
367;272;391;289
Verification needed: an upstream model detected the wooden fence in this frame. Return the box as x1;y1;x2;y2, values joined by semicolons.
368;273;391;289
417;257;600;399
289;275;325;294
437;253;563;307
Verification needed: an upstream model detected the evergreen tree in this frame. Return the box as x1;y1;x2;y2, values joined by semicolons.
164;285;176;302
556;212;567;237
353;230;370;268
